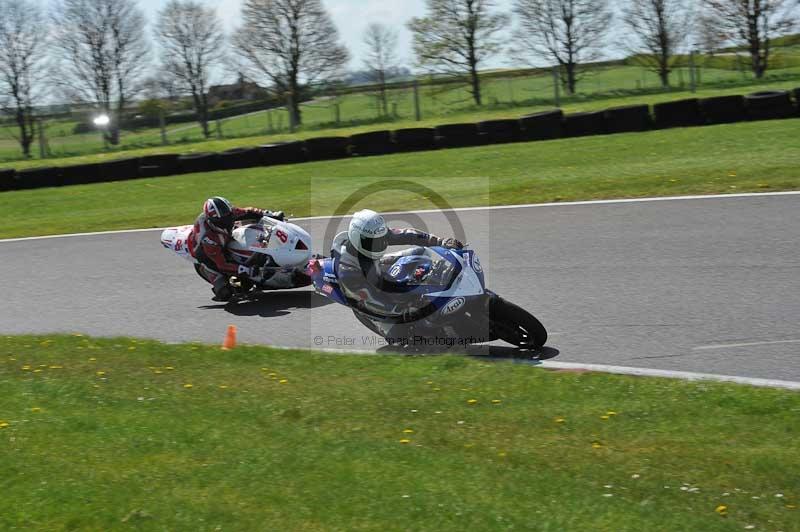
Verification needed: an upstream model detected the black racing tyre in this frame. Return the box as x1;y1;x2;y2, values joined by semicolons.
489;294;547;348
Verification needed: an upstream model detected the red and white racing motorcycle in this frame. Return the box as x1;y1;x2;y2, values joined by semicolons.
161;215;313;297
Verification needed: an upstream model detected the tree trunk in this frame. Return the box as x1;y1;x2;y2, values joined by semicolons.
469;62;481;106
14;109;33;158
379;70;388;116
565;63;577;95
193;91;210;138
289;77;302;126
658;61;670;88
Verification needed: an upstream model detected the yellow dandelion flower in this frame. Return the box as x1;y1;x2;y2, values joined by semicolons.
219;385;229;389
183;383;193;389
555;417;566;423
89;357;96;362
279;379;288;384
433;387;441;391
592;442;603;449
261;367;269;371
606;411;617;416
426;381;433;385
268;372;277;377
403;428;414;434
601;415;610;420
467;399;478;405
491;399;501;404
399;438;411;444
72;333;83;337
33;369;42;373
165;366;174;370
21;365;31;371
153;370;163;374
48;365;63;369
0;421;9;429
31;407;42;413
715;505;728;516
96;371;106;376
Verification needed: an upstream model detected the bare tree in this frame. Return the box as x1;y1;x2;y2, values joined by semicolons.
0;0;46;158
234;0;349;127
621;0;692;88
408;0;508;106
512;0;612;95
695;9;731;55
363;23;398;116
704;0;798;78
141;73;182;102
157;0;225;138
52;0;149;144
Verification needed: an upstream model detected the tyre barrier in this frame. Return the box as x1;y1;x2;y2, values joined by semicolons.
0;168;17;191
563;111;607;137
744;91;796;121
261;141;307;166
350;130;396;156
434;123;484;148
304;136;351;161
699;95;747;124
393;128;437;152
97;158;140;182
177;152;222;174
795;88;800;115
519;110;563;141
60;162;102;185
652;98;703;129
604;105;652;133
218;147;263;170
137;153;180;178
478;119;521;145
14;166;62;189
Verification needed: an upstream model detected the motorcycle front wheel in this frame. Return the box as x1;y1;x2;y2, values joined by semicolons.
488;293;547;348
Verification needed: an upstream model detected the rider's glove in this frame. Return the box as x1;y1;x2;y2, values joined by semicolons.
267;210;285;221
442;237;464;250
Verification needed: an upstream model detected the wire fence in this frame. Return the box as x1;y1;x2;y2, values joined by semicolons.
2;55;799;163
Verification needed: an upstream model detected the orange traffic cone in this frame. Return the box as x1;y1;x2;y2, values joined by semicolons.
221;325;237;350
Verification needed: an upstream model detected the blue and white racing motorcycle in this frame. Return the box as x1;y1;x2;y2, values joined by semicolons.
308;246;547;350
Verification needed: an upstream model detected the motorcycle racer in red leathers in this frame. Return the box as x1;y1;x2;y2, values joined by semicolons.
188;196;284;301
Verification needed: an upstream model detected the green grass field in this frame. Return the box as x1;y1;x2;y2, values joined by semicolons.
1;335;798;530
1;118;798;239
2;60;799;168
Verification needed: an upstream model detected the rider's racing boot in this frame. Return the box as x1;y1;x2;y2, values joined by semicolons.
211;276;234;302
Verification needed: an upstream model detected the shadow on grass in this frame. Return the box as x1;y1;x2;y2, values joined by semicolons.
198;289;332;317
376;342;560;361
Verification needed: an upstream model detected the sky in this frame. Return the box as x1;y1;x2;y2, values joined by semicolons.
137;0;523;78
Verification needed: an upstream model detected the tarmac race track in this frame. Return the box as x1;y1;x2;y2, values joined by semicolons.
2;193;799;381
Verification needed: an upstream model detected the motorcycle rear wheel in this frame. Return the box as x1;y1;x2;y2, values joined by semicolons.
489;294;547;348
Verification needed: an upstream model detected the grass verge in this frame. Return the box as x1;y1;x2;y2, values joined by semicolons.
1;118;799;239
1;335;798;531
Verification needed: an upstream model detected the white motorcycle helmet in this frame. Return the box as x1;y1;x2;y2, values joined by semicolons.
348;209;389;259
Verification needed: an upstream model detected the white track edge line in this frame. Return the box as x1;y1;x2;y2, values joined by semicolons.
538;361;800;390
271;344;800;390
3;190;799;243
